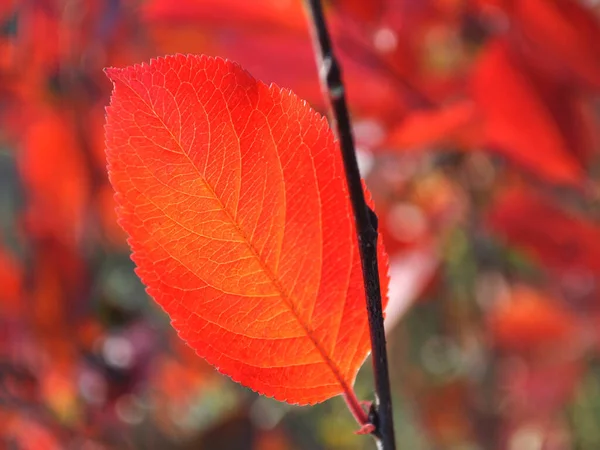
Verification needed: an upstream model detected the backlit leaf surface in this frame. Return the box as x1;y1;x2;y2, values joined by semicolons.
105;54;388;405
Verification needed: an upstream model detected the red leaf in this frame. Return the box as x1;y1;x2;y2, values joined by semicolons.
4;417;62;450
498;357;584;415
331;0;385;24
516;0;600;90
0;243;22;318
143;0;409;121
488;186;600;274
489;286;578;352
19;107;91;245
481;0;600;90
143;0;307;34
105;54;389;405
471;40;584;186
385;100;478;150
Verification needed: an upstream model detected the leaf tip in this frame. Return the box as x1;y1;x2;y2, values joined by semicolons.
104;67;123;83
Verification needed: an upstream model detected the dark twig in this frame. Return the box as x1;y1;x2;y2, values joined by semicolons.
302;1;396;449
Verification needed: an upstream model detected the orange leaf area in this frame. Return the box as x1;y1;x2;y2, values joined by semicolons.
105;54;389;405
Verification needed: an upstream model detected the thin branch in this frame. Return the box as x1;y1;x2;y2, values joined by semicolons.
302;1;396;449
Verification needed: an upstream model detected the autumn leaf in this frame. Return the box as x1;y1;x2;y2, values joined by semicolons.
488;186;600;274
142;0;410;121
4;416;62;450
332;0;385;24
0;242;22;318
419;382;474;446
384;100;478;150
498;358;584;416
471;40;584;186
143;0;307;35
480;0;600;90
19;107;91;245
105;54;389;405
488;285;578;352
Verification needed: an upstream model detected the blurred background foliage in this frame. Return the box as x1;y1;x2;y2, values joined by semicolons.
1;0;600;449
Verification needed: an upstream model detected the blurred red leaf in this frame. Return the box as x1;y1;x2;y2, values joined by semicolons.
254;428;297;450
489;286;578;352
41;363;79;425
420;382;474;446
481;0;600;90
105;54;389;405
142;0;313;100
143;0;306;33
19;108;90;245
488;186;600;274
519;0;600;89
6;4;61;101
3;415;62;450
143;0;409;121
30;246;81;364
149;353;214;436
385;100;478;149
0;244;22;318
499;357;584;416
471;40;584;186
533;81;598;165
332;0;386;24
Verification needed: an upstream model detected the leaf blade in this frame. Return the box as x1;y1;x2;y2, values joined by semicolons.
105;54;388;405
